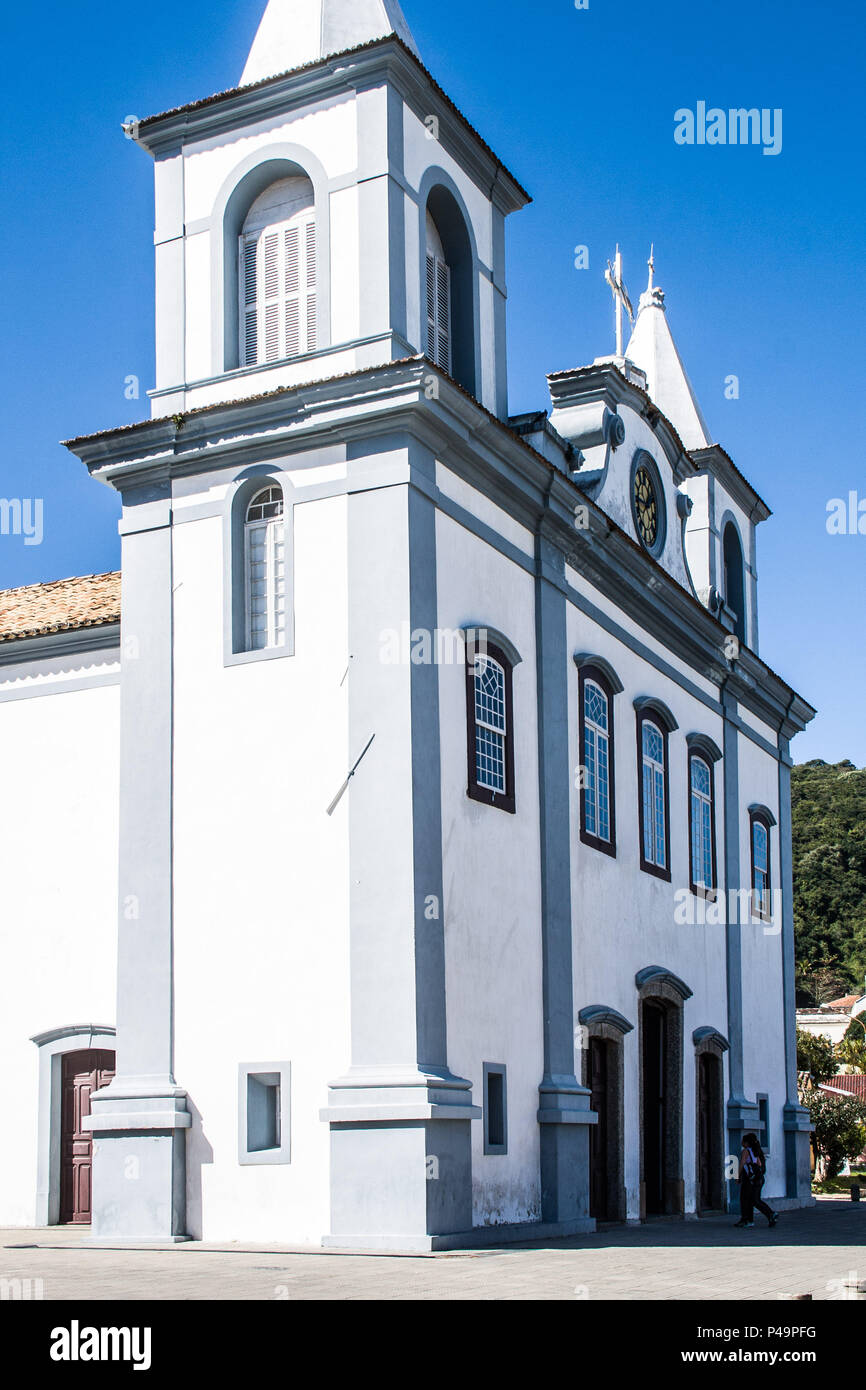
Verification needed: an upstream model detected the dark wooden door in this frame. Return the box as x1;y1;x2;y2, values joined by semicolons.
698;1053;713;1210
642;1004;666;1215
698;1052;722;1211
60;1049;115;1224
589;1038;609;1220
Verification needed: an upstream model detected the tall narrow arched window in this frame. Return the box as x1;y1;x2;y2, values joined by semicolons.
578;664;617;856
465;639;515;813
423;186;476;395
689;755;716;896
425;211;451;373
240;177;317;367
245;486;286;651
723;521;746;645
750;810;772;921
637;716;670;878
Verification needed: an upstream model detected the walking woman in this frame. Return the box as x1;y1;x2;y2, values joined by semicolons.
735;1132;778;1228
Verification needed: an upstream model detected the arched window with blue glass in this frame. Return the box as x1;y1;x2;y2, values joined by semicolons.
686;734;722;899
635;698;677;882
465;632;517;814
689;756;715;895
749;805;776;922
576;658;621;857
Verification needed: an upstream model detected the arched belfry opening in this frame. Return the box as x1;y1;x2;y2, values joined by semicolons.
723;521;746;644
240;176;316;368
219;158;323;373
424;186;476;398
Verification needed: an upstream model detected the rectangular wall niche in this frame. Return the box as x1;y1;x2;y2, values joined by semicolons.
757;1093;770;1154
483;1062;508;1155
238;1062;292;1165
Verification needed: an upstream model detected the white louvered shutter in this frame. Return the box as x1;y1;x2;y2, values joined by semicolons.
305;218;317;352
239;213;318;366
242;237;258;366
426;252;451;372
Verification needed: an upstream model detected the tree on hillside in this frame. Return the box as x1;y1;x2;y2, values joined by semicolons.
792;760;866;993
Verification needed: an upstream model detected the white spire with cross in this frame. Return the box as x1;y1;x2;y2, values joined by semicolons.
625;247;713;449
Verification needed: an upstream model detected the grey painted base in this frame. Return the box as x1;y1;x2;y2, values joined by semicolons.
322;1215;597;1253
89;1131;188;1242
82;1235;193;1246
327;1117;474;1242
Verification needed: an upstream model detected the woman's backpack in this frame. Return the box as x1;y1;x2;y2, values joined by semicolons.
743;1147;764;1181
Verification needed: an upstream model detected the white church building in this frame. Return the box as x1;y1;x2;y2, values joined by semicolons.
0;0;816;1250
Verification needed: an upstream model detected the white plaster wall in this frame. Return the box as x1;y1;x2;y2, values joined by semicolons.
436;509;544;1226
738;739;788;1198
565;597;730;1220
564;558;719;709
155;97;361;406
170;489;350;1243
682;473;713;600
0;665;120;1226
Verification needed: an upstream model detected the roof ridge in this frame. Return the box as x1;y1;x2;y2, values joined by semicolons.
0;570;120;600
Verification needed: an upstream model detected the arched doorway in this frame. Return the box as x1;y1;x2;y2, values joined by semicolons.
579;1005;632;1223
636;967;690;1219
694;1028;729;1213
30;1025;116;1227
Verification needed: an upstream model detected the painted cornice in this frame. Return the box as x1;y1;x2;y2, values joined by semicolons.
0;623;121;668
62;358;814;736
689;444;771;523
548;362;696;484
132;38;529;215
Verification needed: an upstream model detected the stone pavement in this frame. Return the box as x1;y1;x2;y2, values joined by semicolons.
1;1198;863;1301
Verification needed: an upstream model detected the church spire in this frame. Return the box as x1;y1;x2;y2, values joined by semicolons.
625;250;712;450
241;0;420;86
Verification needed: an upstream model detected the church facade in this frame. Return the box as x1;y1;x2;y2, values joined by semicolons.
0;0;815;1250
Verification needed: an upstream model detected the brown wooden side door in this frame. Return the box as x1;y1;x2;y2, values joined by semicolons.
589;1037;609;1220
59;1049;115;1224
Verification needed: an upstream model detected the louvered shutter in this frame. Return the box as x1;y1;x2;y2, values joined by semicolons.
435;258;451;372
284;225;301;359
305;219;317;352
425;253;451;372
239;211;318;366
263;231;281;362
426;253;437;361
242;237;258;366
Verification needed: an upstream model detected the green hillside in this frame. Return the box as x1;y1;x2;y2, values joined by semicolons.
792;760;866;999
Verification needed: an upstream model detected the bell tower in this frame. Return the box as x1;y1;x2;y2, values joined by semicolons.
130;0;528;422
80;0;531;1247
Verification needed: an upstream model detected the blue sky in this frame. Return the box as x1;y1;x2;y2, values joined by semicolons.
1;0;863;763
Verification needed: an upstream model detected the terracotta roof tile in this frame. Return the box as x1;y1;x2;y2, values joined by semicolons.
820;1076;866;1103
0;573;121;645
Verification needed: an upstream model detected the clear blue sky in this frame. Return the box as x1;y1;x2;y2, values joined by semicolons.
1;0;862;763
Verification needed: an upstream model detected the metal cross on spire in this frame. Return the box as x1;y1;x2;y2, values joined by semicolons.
647;243;655;292
604;246;634;357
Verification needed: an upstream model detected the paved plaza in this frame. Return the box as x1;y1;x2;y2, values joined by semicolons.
1;1198;863;1301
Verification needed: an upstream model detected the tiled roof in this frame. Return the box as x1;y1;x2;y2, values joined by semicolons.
828;995;861;1010
820;1076;866;1103
0;573;121;645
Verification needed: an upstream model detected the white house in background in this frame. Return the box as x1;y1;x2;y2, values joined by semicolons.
797;994;866;1050
0;0;816;1250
